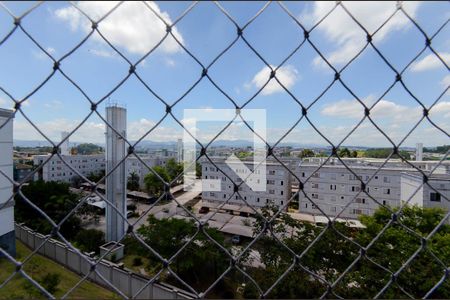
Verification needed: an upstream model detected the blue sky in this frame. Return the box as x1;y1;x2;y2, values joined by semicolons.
0;1;449;147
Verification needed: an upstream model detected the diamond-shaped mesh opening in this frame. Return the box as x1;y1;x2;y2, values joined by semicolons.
0;1;449;299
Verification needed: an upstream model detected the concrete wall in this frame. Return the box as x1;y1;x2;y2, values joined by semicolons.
0;109;15;257
15;224;194;299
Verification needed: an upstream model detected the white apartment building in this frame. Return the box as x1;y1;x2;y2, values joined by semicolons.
294;157;450;219
201;158;291;209
126;155;172;188
0;109;15;256
33;154;105;183
401;172;450;213
34;151;178;188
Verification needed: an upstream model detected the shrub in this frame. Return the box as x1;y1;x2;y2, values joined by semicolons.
40;273;61;294
74;229;105;254
132;257;143;266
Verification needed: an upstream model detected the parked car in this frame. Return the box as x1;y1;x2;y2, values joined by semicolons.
231;235;241;244
199;207;209;214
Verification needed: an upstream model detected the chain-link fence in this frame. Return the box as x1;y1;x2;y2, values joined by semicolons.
0;1;449;299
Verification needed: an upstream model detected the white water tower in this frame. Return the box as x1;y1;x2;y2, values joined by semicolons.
105;105;127;242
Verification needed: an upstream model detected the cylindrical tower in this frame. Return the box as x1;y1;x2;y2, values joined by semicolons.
105;105;127;242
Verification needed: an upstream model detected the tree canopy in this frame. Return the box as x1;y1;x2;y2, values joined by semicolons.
243;204;450;299
362;148;411;160
143;166;170;196
15;180;81;236
72;143;103;155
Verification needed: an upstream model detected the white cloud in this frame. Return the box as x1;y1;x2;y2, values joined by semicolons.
249;65;299;95
410;53;450;72
304;2;420;68
88;48;117;58
431;101;450;118
165;58;176;67
44;100;63;109
441;75;450;88
54;1;184;56
21;99;31;107
12;117;185;143
33;46;57;60
320;96;428;121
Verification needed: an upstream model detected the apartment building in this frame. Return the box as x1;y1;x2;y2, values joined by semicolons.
294;157;450;219
0;109;15;256
201;158;291;209
126;155;172;188
33;154;105;183
401;172;450;213
33;151;178;188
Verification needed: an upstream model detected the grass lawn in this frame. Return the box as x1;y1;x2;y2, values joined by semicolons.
0;241;119;299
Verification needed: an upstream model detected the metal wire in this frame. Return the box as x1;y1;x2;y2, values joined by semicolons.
0;1;449;299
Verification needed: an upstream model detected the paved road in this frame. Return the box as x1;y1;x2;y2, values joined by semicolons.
84;183;202;232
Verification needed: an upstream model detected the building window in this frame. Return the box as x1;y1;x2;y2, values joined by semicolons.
341;196;344;200
269;190;275;194
223;194;226;199
312;193;318;199
267;180;275;185
355;198;366;204
280;180;284;186
312;183;319;189
209;192;215;197
281;191;284;195
312;172;320;178
268;170;276;175
384;188;391;195
330;184;336;190
383;176;390;183
257;198;260;203
281;201;284;205
430;193;441;202
383;200;387;205
302;172;305;177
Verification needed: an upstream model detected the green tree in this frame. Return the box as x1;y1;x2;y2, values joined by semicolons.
87;170;105;183
40;273;61;294
298;149;315;158
137;216;228;288
363;148;411;160
15;180;81;236
127;171;140;191
351;150;358;158
144;166;170;196
249;205;450;299
74;229;105;254
196;162;202;178
73;143;104;155
338;147;352;157
345;206;450;299
165;158;183;182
